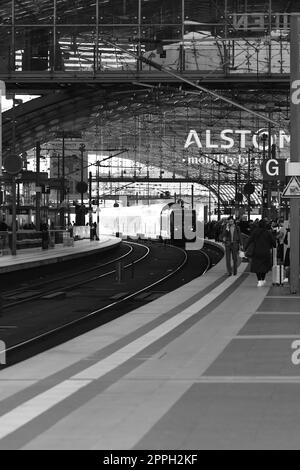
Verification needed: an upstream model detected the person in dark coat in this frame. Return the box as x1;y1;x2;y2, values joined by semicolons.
222;216;243;276
245;219;276;287
40;221;49;250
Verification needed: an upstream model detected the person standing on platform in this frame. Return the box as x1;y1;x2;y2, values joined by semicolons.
245;219;276;287
222;216;242;276
40;221;49;250
276;220;286;264
91;222;99;241
68;223;73;238
283;225;290;283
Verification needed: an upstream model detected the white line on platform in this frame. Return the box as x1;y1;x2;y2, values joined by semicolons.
235;335;300;339
266;296;300;299
255;312;300;315
197;376;300;384
0;380;91;441
0;269;245;441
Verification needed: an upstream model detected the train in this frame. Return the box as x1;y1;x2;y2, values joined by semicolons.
99;202;203;249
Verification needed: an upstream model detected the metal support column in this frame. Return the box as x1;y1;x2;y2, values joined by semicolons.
290;15;300;294
191;184;194;209
0;81;5;177
224;0;229;76
137;0;142;72
11;96;17;255
247;149;251;222
53;0;57;72
95;0;99;71
36;142;41;230
97;161;100;233
217;163;221;221
11;0;15;73
11;176;16;255
59;132;65;228
262;134;268;219
79;143;86;206
208;187;211;223
89;171;93;227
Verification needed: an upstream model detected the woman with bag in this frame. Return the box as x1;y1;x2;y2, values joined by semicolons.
244;219;276;287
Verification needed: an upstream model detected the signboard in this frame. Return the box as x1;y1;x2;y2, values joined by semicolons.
16;208;30;215
286;162;300;176
19;171;49;183
76;181;88;194
262;159;286;182
231;13;289;32
282;177;300;199
3;155;23;175
47;140;88;200
243;183;255;195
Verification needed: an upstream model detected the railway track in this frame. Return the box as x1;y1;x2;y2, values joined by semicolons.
1;243;134;299
0;241;222;368
2;242;149;309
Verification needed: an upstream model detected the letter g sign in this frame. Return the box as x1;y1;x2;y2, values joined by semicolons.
266;159;279;177
262;159;285;182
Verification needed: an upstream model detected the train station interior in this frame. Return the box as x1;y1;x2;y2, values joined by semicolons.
0;0;300;452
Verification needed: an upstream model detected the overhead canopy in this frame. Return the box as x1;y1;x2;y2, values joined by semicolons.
0;0;294;204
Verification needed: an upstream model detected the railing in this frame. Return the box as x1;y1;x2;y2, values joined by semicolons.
0;229;76;255
0;26;291;77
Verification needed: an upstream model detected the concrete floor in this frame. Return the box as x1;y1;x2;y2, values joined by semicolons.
0;256;299;450
0;237;121;273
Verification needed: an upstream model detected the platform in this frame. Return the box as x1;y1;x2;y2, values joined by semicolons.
0;237;122;274
0;254;299;450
